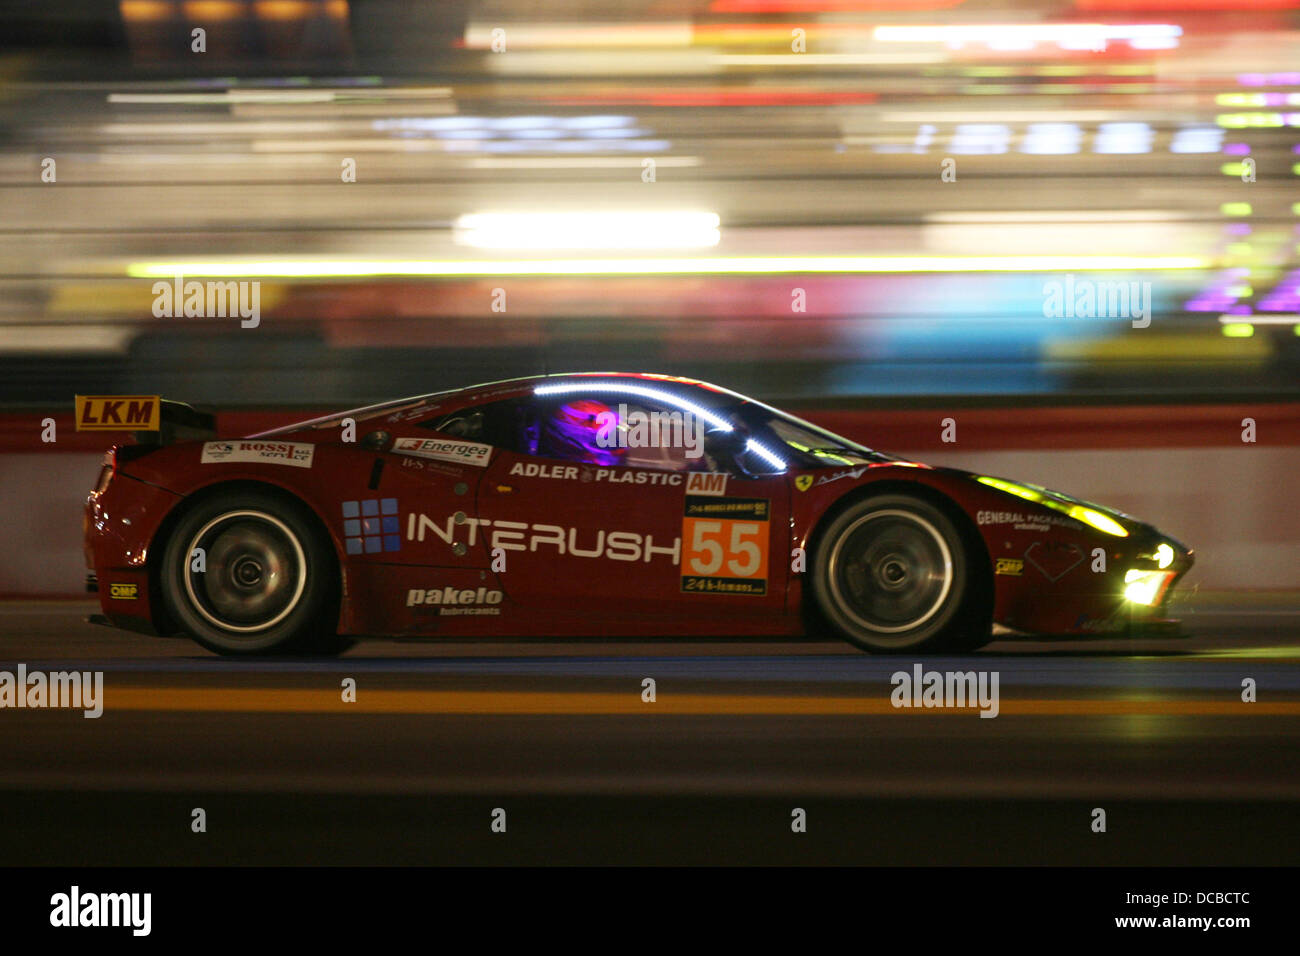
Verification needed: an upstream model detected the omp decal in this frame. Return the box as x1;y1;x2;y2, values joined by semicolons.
1023;541;1084;583
108;582;139;600
75;395;160;431
685;472;728;496
392;437;492;467
201;440;314;468
795;475;814;492
407;586;503;616
995;558;1024;576
681;496;769;596
342;499;401;554
405;513;679;564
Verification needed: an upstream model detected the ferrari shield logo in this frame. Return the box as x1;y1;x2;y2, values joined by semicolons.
795;475;814;492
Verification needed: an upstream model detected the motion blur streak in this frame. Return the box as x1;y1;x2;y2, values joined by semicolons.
97;686;1300;715
0;0;1298;401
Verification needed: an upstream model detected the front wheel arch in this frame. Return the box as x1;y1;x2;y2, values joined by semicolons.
801;482;994;651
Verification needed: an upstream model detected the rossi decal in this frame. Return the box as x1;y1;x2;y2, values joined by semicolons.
681;496;769;596
393;437;492;467
201;440;314;468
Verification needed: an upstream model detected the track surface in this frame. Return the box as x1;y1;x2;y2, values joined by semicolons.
2;599;1298;864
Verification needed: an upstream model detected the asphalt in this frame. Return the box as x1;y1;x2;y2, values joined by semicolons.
1;599;1297;864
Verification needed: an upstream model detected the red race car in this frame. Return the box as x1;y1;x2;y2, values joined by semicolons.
84;373;1193;655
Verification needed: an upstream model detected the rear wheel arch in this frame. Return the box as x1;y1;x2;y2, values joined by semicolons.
148;479;345;643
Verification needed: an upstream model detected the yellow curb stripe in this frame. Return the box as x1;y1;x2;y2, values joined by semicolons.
97;688;1300;716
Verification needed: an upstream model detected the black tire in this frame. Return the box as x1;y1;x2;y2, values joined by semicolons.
160;489;341;655
811;493;978;653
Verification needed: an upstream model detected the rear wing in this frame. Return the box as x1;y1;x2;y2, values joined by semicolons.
136;400;217;445
75;394;217;445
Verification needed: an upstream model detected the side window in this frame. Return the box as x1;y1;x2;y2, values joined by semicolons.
422;398;532;453
533;394;704;471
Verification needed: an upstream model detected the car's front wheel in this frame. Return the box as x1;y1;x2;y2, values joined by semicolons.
811;493;976;653
160;490;341;655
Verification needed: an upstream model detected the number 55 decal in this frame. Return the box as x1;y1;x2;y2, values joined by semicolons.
681;497;769;596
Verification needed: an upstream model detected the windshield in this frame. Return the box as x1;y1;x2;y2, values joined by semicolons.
726;401;896;472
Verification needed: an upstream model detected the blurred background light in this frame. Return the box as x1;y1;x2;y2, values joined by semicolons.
453;212;722;251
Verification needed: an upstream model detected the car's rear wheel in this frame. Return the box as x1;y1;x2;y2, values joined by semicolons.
160;490;341;655
811;494;976;653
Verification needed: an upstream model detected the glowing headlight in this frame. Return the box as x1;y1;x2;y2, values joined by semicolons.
1068;506;1129;538
976;477;1128;537
1124;569;1175;606
1155;542;1175;569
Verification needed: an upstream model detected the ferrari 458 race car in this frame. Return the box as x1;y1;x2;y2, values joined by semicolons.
84;373;1193;655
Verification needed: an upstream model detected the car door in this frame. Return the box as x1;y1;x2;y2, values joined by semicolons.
474;387;791;624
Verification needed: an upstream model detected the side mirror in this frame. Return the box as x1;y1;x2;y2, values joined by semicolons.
361;430;391;451
441;411;483;439
703;428;752;476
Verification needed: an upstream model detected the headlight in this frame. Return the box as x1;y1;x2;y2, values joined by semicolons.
1155;543;1174;569
1068;506;1128;538
1124;569;1176;606
976;476;1128;537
